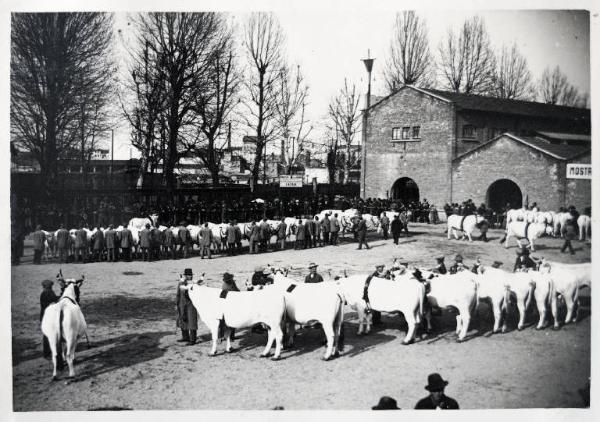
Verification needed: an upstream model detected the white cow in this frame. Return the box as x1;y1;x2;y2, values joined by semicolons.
333;273;425;344
283;217;301;238
424;271;479;341
361;214;380;231
41;275;88;380
447;214;488;241
506;208;527;224
553;211;574;238
503;221;552;251
208;222;229;252
184;284;286;359
539;260;591;328
474;267;512;334
577;215;591;241
270;271;345;360
128;214;158;230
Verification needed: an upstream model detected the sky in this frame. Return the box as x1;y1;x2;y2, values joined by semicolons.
108;9;591;159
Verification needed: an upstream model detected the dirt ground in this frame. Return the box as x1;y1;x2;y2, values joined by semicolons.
11;224;591;411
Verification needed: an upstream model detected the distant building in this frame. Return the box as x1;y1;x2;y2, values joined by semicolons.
362;85;591;210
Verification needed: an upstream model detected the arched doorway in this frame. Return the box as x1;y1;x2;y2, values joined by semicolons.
391;177;419;204
487;179;522;212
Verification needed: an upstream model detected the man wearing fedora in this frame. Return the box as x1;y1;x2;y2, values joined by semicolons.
433;256;447;274
415;373;459;409
372;396;400;410
304;263;323;283
513;247;536;272
176;268;199;345
449;254;467;274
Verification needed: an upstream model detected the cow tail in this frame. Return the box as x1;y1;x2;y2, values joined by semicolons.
281;296;288;345
336;293;345;352
472;280;480;314
417;283;425;324
503;284;511;312
525;280;535;311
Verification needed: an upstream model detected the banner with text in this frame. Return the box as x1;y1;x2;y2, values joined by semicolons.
279;176;304;188
566;164;591;179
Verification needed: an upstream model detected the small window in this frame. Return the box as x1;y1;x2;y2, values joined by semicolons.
412;126;421;139
401;127;410;139
462;125;475;138
392;127;401;140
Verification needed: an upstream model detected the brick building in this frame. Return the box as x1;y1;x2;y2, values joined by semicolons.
362;85;591;211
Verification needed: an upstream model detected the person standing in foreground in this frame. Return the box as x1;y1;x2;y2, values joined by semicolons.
40;279;59;358
176;268;200;345
415;373;459;409
372;396;400;410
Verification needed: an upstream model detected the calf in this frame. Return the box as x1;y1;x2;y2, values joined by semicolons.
184;284;286;359
41;275;88;380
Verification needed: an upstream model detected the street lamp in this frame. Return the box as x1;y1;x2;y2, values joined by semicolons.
361;50;375;199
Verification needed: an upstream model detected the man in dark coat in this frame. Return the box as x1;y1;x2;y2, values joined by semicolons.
330;214;340;245
356;216;370;250
163;227;176;259
56;225;70;263
249;266;272;290
415;373;459;409
295;219;306;250
304;263;323;283
74;225;88;263
391;214;402;245
380;214;390;240
40;279;59;358
449;254;467;274
434;256;447;274
226;221;237;255
199;222;213;259
177;222;190;259
105;224;117;262
233;220;243;254
561;219;577;255
514;248;536;271
249;221;260;254
321;214;330;245
176;268;199;345
259;218;270;252
304;218;313;248
313;216;322;247
92;226;105;262
32;225;46;264
120;223;133;262
277;219;287;250
139;223;152;261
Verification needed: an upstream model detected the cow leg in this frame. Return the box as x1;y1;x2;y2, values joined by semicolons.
49;336;59;380
402;312;416;345
365;312;372;334
322;323;335;360
271;325;283;360
224;327;232;352
286;321;296;348
551;293;560;330
516;297;527;331
356;306;366;335
467;232;473;242
529;239;535;252
453;229;460;240
447;226;452;240
504;232;510;248
424;309;433;333
455;315;462;336
459;312;471;341
209;321;220;355
260;329;275;358
563;291;575;324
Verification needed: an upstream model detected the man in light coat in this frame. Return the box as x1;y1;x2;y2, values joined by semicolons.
199;222;213;259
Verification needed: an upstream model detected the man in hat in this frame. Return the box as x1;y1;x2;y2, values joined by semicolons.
513;247;536;272
380;214;390;240
372;396;400;410
434;256;447;274
32;225;46;264
220;273;240;340
365;264;390;325
56;224;71;264
199;222;213;259
105;224;118;262
249;266;271;291
40;279;59;358
226;221;237;256
304;263;323;283
449;254;467;274
176;268;199;345
120;223;133;262
471;258;482;274
415;373;459;409
356;216;370;250
391;214;402;244
561;219;577;255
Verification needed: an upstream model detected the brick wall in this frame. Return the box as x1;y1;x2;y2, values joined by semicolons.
363;88;454;206
452;136;565;210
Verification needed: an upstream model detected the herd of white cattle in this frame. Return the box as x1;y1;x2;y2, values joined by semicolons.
41;257;591;380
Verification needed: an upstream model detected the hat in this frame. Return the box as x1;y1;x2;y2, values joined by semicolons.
400;262;408;267
308;263;318;269
425;373;449;392
41;279;53;288
223;272;234;283
375;264;385;269
372;396;400;410
454;254;463;262
492;261;503;268
436;256;445;263
184;268;193;276
263;268;272;276
254;265;264;273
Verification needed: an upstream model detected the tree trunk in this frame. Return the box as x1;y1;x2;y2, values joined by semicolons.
343;143;351;184
252;141;263;186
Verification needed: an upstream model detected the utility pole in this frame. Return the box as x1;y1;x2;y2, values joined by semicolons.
361;50;375;199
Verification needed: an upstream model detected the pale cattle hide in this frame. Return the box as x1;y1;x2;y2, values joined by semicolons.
271;271;345;360
187;224;203;245
128;214;158;230
506;208;527;224
283;217;301;238
577;215;591;241
361;214;380;231
41;277;88;380
539;260;591;328
503;221;549;251
185;284;286;359
447;214;488;241
333;273;425;344
474;267;512;334
553;212;574;238
424;271;479;341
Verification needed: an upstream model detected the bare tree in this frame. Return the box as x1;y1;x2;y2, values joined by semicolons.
384;11;433;92
185;22;240;186
490;42;533;100
11;13;114;194
242;12;285;185
538;65;588;107
438;16;496;95
275;64;312;174
328;78;361;185
135;12;223;194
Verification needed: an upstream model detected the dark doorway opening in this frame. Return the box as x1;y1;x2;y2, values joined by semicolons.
487;179;522;212
391;177;419;204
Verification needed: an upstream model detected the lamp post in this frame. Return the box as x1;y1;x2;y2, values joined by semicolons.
361;50;375;199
